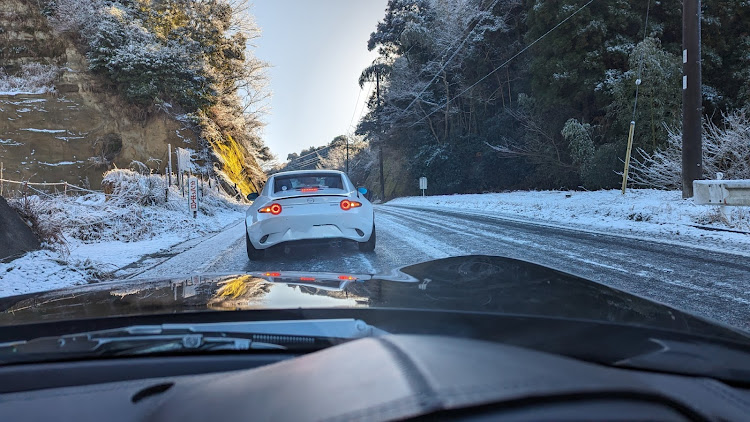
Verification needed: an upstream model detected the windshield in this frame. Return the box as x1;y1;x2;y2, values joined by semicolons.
273;173;345;193
1;0;749;359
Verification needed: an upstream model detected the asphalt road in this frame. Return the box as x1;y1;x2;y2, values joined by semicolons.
137;204;750;331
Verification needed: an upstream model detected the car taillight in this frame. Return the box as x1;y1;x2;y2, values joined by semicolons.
338;275;357;280
301;187;318;192
300;277;316;281
264;272;281;277
340;200;362;211
258;203;282;215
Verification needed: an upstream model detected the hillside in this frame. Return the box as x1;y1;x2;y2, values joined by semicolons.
0;0;268;193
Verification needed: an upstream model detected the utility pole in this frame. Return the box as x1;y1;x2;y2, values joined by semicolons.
346;136;349;174
376;66;385;202
682;0;702;198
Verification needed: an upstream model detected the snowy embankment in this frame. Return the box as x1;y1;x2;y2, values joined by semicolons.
388;189;750;253
0;170;246;297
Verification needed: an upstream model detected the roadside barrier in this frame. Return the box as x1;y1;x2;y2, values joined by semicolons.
693;174;750;220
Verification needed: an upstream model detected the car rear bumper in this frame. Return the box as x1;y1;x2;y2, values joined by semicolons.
246;211;373;250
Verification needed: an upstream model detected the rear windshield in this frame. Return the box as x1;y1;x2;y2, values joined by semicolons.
273;173;344;193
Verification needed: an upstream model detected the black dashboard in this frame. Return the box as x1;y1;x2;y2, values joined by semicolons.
2;334;749;421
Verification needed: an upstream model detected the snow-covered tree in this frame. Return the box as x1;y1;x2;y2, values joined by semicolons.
45;0;271;194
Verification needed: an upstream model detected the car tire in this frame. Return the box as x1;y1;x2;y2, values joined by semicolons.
358;225;376;252
246;230;265;260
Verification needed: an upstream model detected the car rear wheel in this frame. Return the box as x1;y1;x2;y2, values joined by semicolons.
246;231;265;260
358;225;376;252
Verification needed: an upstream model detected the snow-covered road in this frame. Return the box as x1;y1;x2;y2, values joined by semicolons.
129;203;750;331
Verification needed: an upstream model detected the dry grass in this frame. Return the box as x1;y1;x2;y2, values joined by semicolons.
7;194;66;247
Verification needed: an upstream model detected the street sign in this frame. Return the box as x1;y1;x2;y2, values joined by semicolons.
189;177;199;218
419;177;427;196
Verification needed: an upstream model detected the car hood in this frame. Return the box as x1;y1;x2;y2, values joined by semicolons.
0;255;746;341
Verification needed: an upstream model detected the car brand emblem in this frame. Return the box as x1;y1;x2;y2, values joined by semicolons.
307;198;315;203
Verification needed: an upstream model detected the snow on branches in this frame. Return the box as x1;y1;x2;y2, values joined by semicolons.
630;109;750;189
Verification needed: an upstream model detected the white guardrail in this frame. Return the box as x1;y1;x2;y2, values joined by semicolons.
694;177;750;206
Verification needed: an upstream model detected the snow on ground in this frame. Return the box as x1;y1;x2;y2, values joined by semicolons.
0;170;246;297
388;189;750;252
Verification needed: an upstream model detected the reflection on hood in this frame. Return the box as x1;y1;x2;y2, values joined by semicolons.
0;255;746;342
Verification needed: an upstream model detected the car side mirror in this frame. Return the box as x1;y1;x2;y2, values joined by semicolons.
357;187;368;195
247;192;259;201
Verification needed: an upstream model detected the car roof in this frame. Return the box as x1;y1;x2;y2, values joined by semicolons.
270;170;345;178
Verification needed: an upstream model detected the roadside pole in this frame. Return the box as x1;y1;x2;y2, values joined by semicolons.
621;121;636;194
164;167;169;202
167;144;172;186
189;177;198;218
0;162;3;197
682;0;702;198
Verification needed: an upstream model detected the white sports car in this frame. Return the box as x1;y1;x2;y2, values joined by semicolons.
245;170;375;260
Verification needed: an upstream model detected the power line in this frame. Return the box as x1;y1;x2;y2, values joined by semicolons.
347;83;365;134
290;144;333;163
410;0;597;128
348;82;375;135
402;0;501;114
355;84;377;131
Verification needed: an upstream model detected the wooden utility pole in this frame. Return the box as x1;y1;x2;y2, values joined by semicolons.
682;0;702;198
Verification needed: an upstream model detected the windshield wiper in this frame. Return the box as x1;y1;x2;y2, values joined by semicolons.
0;319;388;364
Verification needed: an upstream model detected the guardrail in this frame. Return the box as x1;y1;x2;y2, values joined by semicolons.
694;178;750;206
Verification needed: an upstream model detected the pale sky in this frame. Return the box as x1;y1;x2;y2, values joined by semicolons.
251;0;388;162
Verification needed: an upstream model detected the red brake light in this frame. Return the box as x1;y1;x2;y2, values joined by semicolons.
301;187;318;192
338;275;357;280
300;277;316;281
264;272;281;277
258;203;282;215
340;200;362;210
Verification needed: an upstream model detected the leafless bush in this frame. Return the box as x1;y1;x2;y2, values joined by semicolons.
630;109;750;189
47;0;103;38
102;168;167;207
0;63;62;94
7;194;67;247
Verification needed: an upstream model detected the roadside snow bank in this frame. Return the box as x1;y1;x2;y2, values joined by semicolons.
388;189;750;250
0;170;246;297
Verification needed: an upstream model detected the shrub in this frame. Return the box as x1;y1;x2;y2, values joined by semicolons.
630;109;750;189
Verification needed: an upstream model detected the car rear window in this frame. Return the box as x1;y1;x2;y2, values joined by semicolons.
273;173;344;193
